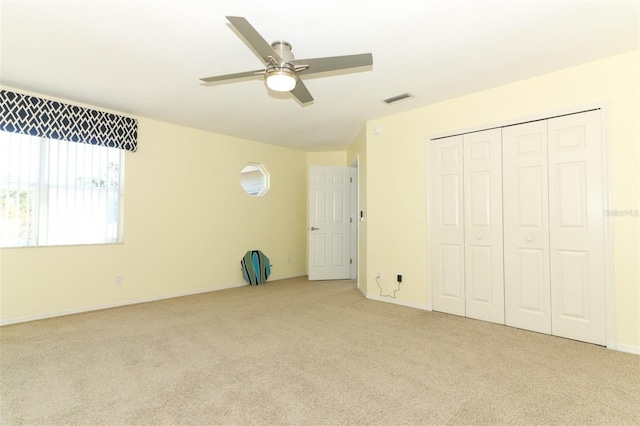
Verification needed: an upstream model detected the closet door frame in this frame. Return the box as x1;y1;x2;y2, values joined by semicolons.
426;102;616;349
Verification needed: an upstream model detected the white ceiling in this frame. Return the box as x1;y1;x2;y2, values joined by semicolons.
1;0;638;151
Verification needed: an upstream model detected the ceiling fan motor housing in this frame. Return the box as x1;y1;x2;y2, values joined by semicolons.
270;41;294;63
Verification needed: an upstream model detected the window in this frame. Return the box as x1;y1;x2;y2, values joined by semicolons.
0;130;124;247
240;162;270;196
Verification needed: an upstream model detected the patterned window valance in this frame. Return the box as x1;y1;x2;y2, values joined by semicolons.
0;89;138;152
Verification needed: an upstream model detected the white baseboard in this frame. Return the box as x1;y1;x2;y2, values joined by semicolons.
8;275;634;356
358;285;367;298
365;292;639;355
615;343;640;355
1;273;308;327
269;273;307;281
366;293;430;311
1;281;248;326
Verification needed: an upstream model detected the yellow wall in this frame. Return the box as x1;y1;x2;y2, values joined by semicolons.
363;50;640;348
307;151;348;168
0;108;308;322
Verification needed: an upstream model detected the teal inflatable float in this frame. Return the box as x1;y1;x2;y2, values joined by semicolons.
241;250;271;285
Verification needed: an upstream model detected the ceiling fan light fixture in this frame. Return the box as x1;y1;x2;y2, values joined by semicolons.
266;68;297;92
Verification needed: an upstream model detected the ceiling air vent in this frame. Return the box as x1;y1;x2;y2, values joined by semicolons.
383;93;414;104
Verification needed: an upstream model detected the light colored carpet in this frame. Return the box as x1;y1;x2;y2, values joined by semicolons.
1;277;639;425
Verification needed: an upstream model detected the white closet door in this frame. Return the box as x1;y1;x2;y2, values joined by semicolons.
503;121;551;334
463;129;504;324
548;111;606;345
430;136;465;316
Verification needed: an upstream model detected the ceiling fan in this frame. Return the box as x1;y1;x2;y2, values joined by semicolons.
200;16;373;104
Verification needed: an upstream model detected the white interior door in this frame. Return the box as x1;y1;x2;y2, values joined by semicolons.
463;129;504;324
308;166;351;281
429;136;466;316
503;121;552;334
548;111;606;345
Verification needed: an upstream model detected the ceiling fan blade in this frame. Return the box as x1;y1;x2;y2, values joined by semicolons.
291;80;314;104
292;53;373;76
226;16;282;64
200;69;263;83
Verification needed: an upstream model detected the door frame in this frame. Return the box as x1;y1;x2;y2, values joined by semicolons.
350;158;359;286
426;101;616;349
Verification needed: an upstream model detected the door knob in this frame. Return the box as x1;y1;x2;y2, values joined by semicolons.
476;235;483;240
526;236;533;242
310;226;320;231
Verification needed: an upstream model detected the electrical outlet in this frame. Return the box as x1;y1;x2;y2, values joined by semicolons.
376;272;381;280
287;256;291;264
397;274;403;283
115;274;123;285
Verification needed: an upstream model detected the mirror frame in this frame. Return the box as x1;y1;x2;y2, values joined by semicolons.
240;162;270;197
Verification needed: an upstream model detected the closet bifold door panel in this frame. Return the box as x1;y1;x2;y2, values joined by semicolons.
463;129;504;324
502;121;552;334
430;135;466;316
548;111;606;345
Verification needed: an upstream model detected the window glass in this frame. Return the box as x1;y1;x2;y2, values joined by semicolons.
0;131;124;247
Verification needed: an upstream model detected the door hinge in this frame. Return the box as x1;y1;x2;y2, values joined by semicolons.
350;177;353;183
350;258;353;264
350;217;353;223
